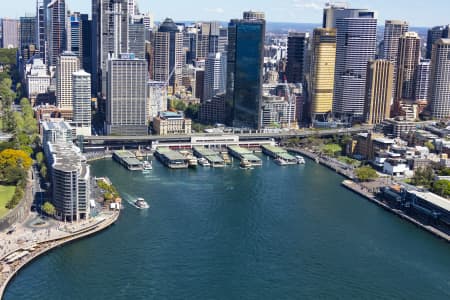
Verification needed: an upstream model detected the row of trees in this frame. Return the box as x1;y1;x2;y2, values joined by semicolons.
411;166;450;198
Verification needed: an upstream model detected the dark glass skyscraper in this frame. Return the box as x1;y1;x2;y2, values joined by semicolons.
19;16;36;60
426;25;450;59
286;32;309;83
226;17;265;129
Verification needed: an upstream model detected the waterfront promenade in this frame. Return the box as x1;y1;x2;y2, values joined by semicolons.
0;210;119;299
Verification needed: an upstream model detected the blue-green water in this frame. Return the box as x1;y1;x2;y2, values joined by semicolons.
4;157;450;299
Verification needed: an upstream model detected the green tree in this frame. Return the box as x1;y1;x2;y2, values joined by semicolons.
424;141;435;152
411;167;434;188
432;180;450;198
355;166;379;182
40;165;47;180
321;144;342;157
42;202;56;216
185;103;200;120
36;152;44;165
1;165;26;185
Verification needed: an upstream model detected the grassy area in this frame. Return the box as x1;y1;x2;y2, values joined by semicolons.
0;185;16;218
338;156;361;167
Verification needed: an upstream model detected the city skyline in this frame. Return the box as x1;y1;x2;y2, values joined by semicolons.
2;0;450;27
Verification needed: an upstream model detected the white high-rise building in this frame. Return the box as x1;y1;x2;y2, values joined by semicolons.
72;70;92;136
429;39;450;119
203;52;226;101
128;0;136;16
147;81;168;121
331;8;377;120
106;55;148;135
56;52;80;110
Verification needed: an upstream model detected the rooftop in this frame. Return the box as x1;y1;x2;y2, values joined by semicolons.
409;190;450;213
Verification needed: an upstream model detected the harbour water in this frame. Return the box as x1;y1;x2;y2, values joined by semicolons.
4;157;450;299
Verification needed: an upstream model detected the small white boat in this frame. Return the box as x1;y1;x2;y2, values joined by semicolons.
240;159;252;169
134;197;149;209
296;155;306;165
142;160;152;172
198;157;211;167
275;158;288;166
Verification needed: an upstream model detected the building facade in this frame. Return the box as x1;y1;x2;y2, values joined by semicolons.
72;70;92;136
203;52;226;101
285;32;308;84
426;25;450;59
364;60;394;125
383;20;408;100
2;18;19;49
153;18;184;94
429;39;450;119
309;28;336;123
414;59;431;103
47;0;66;67
153;111;192;135
332;9;377;121
56;52;80;110
106;55;148;135
226;17;265;128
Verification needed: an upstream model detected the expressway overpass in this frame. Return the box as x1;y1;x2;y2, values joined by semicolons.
79;126;373;152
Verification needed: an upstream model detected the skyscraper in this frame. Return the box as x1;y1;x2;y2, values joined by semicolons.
309;28;336;123
106;55;148;135
226;15;265;128
72;70;92;136
68;13;88;58
429;39;450;119
383;20;408;100
286;32;309;84
364;60;394;125
332;8;377;120
153;18;184;94
426;25;450;59
395;32;421;113
128;19;146;59
56;52;80;110
414;59;431;103
92;0;128;97
203;52;226;102
36;0;46;59
19;16;36;59
2;18;19;49
81;16;93;79
243;11;265;21
47;0;66;67
128;0;136;16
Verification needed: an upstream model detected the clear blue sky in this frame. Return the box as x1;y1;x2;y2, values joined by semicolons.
5;0;450;27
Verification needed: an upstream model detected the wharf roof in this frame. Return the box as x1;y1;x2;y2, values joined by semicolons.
278;152;297;161
193;146;218;156
113;150;136;158
262;145;288;154
228;146;253;155
156;147;186;160
409;190;450;213
242;154;261;162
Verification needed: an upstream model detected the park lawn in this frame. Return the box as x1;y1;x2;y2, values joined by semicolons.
0;185;15;218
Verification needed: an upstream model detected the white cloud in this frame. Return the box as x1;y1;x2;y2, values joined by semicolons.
204;7;225;14
292;0;323;10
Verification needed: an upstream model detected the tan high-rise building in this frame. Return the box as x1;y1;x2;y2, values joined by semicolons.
56;51;80;110
383;20;408;100
395;32;421;113
153;18;184;94
309;28;336;122
364;60;394;124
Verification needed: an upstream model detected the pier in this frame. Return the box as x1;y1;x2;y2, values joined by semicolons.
192;147;225;167
261;145;298;164
342;180;450;243
112;151;143;171
227;146;262;166
154;148;188;169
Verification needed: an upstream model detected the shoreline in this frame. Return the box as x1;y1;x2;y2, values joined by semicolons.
0;211;119;299
341;180;450;243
